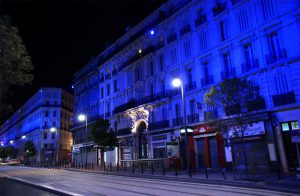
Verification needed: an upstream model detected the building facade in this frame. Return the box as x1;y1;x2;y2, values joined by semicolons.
0;88;74;163
72;0;300;173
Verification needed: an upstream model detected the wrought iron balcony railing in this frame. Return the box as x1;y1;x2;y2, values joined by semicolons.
221;67;236;80
172;117;183;127
247;97;266;112
265;49;287;65
185;82;197;92
167;33;177;44
180;24;191;36
148;120;169;131
187;113;199;124
212;2;227;17
272;91;296;107
241;58;259;73
201;75;214;87
194;15;207;27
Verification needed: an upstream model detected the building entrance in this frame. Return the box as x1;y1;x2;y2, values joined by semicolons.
135;121;148;159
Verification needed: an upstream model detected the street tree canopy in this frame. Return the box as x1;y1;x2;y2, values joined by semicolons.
23;140;36;159
0;16;33;117
91;119;118;153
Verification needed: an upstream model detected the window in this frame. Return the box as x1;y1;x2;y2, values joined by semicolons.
190;99;196;115
150;85;154;96
161;80;165;93
101;87;104;99
52;121;56;127
51;132;55;139
281;121;299;132
159;54;164;71
107;84;110;96
150;61;154;75
267;32;280;55
187;69;192;84
44;144;47;149
44;132;47;139
45;101;49;105
199;30;208;51
262;0;275;20
114;80;117;92
49;143;54;149
44;121;48;128
244;44;254;64
107;102;110;114
203;62;209;80
183;41;191;58
45;111;49;117
220;20;228;41
274;73;289;94
170;48;177;64
223;53;233;77
53;111;56;117
175;104;180;118
54;100;58;105
238;8;249;32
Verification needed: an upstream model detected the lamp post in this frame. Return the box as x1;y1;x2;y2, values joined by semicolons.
50;127;59;163
172;78;190;173
78;114;88;169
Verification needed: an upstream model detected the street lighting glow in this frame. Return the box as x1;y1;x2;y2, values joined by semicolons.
50;127;57;132
138;48;142;54
10;140;14;144
22;135;26;139
150;30;155;35
172;78;182;87
78;114;87;122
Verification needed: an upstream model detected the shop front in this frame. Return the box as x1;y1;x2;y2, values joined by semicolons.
193;124;225;170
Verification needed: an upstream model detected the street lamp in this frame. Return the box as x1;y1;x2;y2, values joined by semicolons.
50;127;59;163
78;114;88;169
172;78;190;173
22;135;26;139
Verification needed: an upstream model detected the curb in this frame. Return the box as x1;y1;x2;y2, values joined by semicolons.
6;176;82;196
64;168;300;195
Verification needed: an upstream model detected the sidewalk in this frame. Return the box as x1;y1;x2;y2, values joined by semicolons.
62;166;300;194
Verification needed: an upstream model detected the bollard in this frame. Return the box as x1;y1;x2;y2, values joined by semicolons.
151;162;154;175
221;168;227;180
205;167;208;179
117;162;119;172
175;165;178;176
162;162;165;176
141;162;144;174
132;162;135;173
110;162;112;172
104;162;106;171
92;163;94;170
189;162;192;178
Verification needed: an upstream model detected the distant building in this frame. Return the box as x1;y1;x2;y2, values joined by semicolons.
72;0;300;173
0;88;73;163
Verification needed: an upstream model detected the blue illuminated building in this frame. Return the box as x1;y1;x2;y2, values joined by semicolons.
73;0;300;173
0;88;74;163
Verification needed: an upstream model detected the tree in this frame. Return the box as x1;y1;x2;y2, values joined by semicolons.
23;140;36;161
204;78;263;178
0;147;10;162
0;16;33;117
91;119;118;166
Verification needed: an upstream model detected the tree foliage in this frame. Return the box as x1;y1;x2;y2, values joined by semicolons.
0;146;18;162
91;119;118;153
23;140;36;159
0;16;33;116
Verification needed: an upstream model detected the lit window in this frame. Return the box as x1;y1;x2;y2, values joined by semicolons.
281;123;289;131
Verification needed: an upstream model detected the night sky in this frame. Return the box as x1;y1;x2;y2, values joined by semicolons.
1;0;164;120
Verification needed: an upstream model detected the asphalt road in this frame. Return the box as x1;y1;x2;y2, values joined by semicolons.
0;166;297;196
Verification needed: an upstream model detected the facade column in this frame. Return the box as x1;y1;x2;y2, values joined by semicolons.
275;125;288;172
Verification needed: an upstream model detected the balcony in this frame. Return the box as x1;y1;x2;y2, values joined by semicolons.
148;120;169;131
272;91;296;107
241;58;259;73
117;127;131;136
194;15;207;27
212;2;227;17
247;97;266;112
180;24;191;36
265;49;287;65
113;100;136;114
112;69;118;76
187;113;199;124
185;82;197;92
201;75;214;87
167;33;177;44
231;0;243;5
105;73;111;80
173;117;183;127
221;67;236;80
225;104;241;116
204;110;218;121
154;41;164;51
